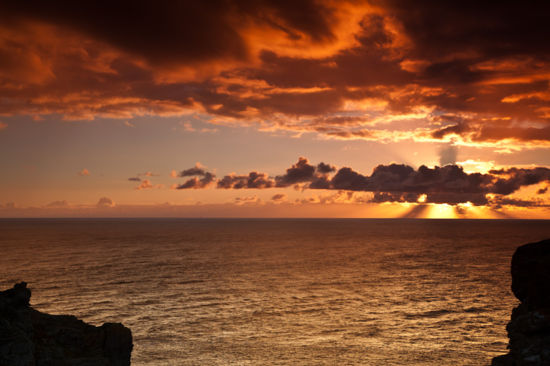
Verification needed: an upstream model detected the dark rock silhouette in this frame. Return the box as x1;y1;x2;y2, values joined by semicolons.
0;282;133;366
492;239;550;366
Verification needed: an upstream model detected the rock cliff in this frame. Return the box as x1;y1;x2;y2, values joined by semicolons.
0;282;133;366
492;239;550;366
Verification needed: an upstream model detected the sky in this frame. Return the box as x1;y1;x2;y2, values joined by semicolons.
0;0;549;218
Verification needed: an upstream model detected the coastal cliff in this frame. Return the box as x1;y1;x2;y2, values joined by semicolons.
492;239;550;366
0;282;132;366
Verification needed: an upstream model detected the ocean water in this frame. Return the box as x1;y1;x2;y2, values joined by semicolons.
1;219;550;365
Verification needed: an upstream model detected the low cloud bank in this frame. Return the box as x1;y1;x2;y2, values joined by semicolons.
174;157;550;207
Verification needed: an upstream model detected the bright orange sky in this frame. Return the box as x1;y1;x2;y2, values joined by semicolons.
0;1;549;218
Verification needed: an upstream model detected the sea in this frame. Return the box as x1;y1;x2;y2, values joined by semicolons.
1;218;550;365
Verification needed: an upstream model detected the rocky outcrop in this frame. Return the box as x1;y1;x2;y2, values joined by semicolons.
0;282;133;366
492;239;550;366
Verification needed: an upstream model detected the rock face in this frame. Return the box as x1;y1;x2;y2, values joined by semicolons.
492;239;550;366
0;282;133;366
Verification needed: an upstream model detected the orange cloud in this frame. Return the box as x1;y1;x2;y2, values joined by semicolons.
0;1;549;151
134;179;164;190
135;179;153;190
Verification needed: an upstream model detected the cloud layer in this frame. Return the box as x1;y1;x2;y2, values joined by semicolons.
1;1;549;150
174;157;550;208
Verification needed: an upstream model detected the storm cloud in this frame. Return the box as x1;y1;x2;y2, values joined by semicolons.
0;1;549;149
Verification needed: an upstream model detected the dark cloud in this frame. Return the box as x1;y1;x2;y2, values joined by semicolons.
273;157;339;188
309;175;332;190
176;172;216;189
275;157;316;187
489;196;549;209
180;165;209;177
0;0;341;66
330;163;495;205
176;163;216;189
317;162;336;174
128;177;141;182
370;192;419;203
538;187;548;195
432;120;550;144
426;192;488;206
380;0;550;60
1;1;549;148
367;164;416;191
331;167;370;191
488;167;550;195
357;164;548;205
217;171;274;189
172;157;550;207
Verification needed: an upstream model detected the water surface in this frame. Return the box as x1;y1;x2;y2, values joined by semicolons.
1;219;549;365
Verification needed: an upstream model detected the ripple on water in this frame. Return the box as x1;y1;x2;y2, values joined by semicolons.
1;219;548;365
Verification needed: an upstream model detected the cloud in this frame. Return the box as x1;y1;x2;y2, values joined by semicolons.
370;191;420;203
0;122;7;130
489;196;550;209
331;163;550;206
174;162;216;189
78;168;90;176
274;157;335;188
217;171;274;189
331;167;369;191
0;1;549;150
316;162;336;174
234;195;262;205
134;179;164;190
96;197;115;208
182;122;196;132
488;167;550;195
271;193;287;203
327;163;497;206
128;177;141;182
430;120;550;147
180;121;219;134
176;172;216;189
169;157;550;207
135;179;153;190
179;163;208;177
275;157;316;186
297;191;371;205
382;1;550;61
0;1;345;67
